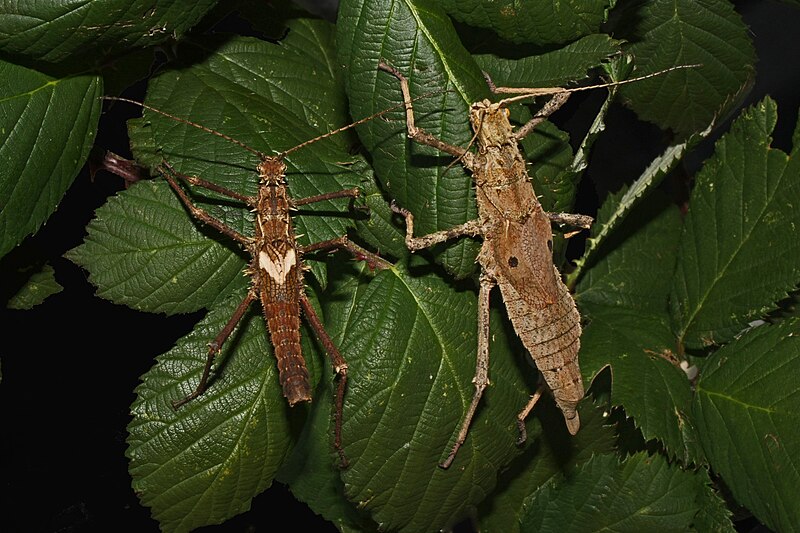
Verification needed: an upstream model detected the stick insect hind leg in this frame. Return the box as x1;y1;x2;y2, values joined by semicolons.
157;160;260;410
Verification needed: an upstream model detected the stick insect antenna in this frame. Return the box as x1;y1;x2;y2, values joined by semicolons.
279;90;447;158
493;63;702;108
102;96;268;159
104;91;445;164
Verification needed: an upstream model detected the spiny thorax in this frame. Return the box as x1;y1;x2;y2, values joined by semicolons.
252;155;310;405
470;103;541;222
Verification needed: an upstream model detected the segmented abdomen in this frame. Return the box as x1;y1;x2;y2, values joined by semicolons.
498;265;583;434
262;298;311;405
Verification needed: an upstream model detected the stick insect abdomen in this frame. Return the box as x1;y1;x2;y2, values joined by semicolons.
253;160;312;405
477;209;584;435
496;265;583;435
261;292;310;405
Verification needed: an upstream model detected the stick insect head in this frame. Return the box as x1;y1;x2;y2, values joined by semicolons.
469;99;515;148
257;156;288;186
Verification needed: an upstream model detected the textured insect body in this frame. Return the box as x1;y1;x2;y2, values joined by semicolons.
470;102;583;434
158;150;341;414
380;64;589;468
103;96;397;467
252;157;310;405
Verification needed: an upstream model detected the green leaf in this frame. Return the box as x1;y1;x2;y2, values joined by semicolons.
100;46;163;100
441;0;613;46
127;293;299;533
580;305;702;464
6;262;62;309
339;265;531;532
520;453;704;532
576;195;700;464
66;180;248;314
278;392;376;533
0;59;101;259
337;0;487;279
473;33;622;88
671;97;800;349
693;318;800;532
0;0;219;64
477;399;617;533
691;476;737;533
615;0;756;137
569;122;713;287
577;196;682;315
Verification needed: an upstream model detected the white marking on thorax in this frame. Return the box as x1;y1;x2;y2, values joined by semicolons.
259;248;296;283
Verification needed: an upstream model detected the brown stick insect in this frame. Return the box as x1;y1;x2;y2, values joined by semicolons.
104;96;399;466
378;61;697;468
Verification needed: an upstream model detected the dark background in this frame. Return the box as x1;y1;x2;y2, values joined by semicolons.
1;1;798;532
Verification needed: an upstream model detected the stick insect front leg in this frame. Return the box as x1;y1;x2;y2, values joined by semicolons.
378;63;473;164
158;161;254;246
378;62;487;252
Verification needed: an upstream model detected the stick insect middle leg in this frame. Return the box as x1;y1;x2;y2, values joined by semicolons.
440;272;496;469
380;64;502;468
390;203;495;469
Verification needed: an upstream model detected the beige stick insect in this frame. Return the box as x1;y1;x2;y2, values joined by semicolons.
379;61;698;468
